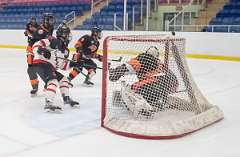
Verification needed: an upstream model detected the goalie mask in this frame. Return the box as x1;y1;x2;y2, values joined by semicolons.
146;46;160;58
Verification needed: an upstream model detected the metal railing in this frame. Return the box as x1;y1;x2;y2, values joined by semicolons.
112;1;143;31
166;0;207;31
162;0;205;5
64;11;76;26
168;24;240;32
91;0;108;16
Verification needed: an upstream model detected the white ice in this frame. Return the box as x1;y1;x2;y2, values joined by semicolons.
0;48;240;157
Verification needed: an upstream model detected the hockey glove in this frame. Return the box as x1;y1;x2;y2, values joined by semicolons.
37;47;51;59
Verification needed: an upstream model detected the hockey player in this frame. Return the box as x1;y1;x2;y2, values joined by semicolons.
56;19;72;47
24;17;39;50
24;17;39;95
68;26;102;86
109;46;179;118
31;24;79;112
26;13;55;96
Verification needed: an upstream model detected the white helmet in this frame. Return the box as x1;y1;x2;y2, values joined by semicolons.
146;46;160;58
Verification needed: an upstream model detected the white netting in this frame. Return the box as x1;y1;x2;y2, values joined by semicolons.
102;34;223;138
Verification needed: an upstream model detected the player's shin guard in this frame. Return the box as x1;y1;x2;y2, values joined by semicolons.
45;79;57;102
44;79;62;111
59;77;70;97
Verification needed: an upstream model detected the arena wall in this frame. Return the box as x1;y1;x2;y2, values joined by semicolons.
0;30;239;61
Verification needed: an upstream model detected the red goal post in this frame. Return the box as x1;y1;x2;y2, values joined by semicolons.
101;34;224;139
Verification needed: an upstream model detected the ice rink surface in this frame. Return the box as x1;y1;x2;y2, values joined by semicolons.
0;48;240;157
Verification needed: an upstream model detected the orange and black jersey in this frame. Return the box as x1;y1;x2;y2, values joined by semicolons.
128;53;163;80
32;24;53;42
74;35;100;59
128;53;178;104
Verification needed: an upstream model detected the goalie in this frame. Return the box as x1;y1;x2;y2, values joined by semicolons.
109;46;179;119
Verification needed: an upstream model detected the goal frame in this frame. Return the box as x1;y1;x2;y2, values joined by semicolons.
101;35;224;139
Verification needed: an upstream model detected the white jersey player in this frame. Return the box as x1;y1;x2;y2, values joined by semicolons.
32;26;80;112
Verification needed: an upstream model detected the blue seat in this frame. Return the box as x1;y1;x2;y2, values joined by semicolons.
221;17;234;25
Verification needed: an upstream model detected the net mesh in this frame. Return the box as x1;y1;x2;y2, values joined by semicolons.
102;34;223;138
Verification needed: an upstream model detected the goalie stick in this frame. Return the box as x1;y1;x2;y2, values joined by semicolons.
109;56;123;62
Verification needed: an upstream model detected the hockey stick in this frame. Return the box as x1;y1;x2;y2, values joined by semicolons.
56;57;88;77
56;57;103;69
109;56;123;62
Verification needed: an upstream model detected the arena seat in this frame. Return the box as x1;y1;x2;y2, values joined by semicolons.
76;0;143;30
0;0;89;29
204;0;240;32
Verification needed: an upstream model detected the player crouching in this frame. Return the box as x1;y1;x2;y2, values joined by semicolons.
32;26;80;112
109;46;179;119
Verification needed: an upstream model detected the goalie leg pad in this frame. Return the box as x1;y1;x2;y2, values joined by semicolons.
112;90;125;107
121;82;154;118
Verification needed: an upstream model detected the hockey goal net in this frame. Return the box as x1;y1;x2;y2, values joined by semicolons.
101;34;224;139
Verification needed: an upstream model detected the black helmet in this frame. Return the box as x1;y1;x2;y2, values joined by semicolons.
91;26;102;39
30;17;36;24
30;17;36;21
42;13;54;27
56;25;71;45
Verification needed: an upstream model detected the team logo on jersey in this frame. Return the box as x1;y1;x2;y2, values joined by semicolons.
38;29;44;34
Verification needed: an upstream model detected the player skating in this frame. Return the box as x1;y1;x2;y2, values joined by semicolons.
68;26;103;87
109;46;179;118
24;17;39;96
31;26;79;112
25;13;55;96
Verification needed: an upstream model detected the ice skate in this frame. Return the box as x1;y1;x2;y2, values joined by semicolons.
63;96;80;108
44;99;62;113
83;79;94;86
82;75;94;87
30;84;38;97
